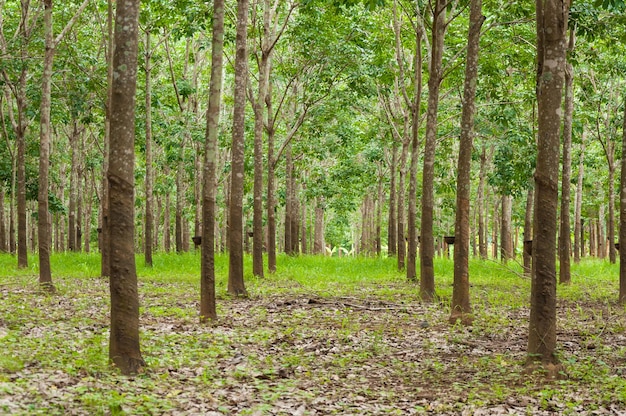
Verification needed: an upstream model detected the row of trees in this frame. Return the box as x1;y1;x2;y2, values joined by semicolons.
1;0;625;374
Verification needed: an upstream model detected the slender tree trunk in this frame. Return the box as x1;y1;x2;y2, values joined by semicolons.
314;198;324;254
527;0;570;371
144;30;154;267
267;100;277;271
559;60;574;283
164;187;171;252
420;0;447;301
388;145;397;257
590;219;596;257
396;138;408;270
407;28;422;282
38;0;54;290
100;0;114;277
619;89;626;302
574;133;585;263
598;204;606;259
523;186;534;276
301;193;307;254
608;165;616;263
108;0;145;376
477;146;487;259
500;195;513;262
200;0;224;320
376;174;383;256
0;187;5;252
451;0;484;324
228;0;250;296
175;153;185;253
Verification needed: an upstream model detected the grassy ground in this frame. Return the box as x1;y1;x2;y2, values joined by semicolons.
0;252;625;415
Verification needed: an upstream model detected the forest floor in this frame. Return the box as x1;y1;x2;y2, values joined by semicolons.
1;253;626;415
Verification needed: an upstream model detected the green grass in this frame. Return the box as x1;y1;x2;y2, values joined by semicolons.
1;251;626;414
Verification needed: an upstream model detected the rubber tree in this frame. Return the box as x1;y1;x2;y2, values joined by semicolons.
527;0;570;373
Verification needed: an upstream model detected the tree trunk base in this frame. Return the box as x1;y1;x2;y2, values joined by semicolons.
39;282;56;294
523;361;567;380
112;356;146;376
448;312;473;326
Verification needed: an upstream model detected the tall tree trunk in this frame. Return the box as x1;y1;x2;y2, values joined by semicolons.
100;0;114;277
38;0;54;290
164;188;171;252
144;30;154;267
573;133;585;263
527;0;570;370
284;144;295;255
228;0;250;296
175;152;185;253
396;138;408;270
387;145;397;257
68;122;80;252
598;204;606;259
314;197;324;254
108;0;145;376
559;59;574;284
407;26;423;282
619;87;626;303
301;193;307;254
523;186;534;276
0;187;5;252
477;146;488;259
608;165;616;263
200;0;224;320
267;91;277;271
420;0;447;301
500;195;513;262
451;0;484;324
376;173;383;256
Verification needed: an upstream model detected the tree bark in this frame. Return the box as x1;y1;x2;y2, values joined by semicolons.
619;85;626;303
200;0;225;321
450;0;484;324
314;198;324;254
573;133;585;263
420;0;447;301
477;146;488;259
38;0;55;290
500;195;513;262
559;60;573;284
228;0;250;296
108;0;145;376
527;0;570;370
523;186;534;276
144;30;154;267
388;145;397;257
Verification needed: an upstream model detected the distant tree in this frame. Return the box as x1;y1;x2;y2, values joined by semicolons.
108;0;145;375
527;0;570;373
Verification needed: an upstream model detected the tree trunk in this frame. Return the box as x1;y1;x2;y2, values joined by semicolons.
108;0;145;376
396;138;408;270
527;0;570;370
523;186;534;276
144;30;154;267
101;0;114;278
314;198;324;254
38;0;54;290
500;195;513;262
267;96;277;271
388;145;397;257
559;60;573;283
200;0;224;321
477;146;488;259
228;0;250;296
0;186;5;252
407;27;422;282
573;133;585;263
598;204;606;259
420;0;446;301
608;165;616;264
164;188;171;252
301;193;307;254
451;0;484;324
619;87;626;302
376;173;383;256
175;153;185;253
